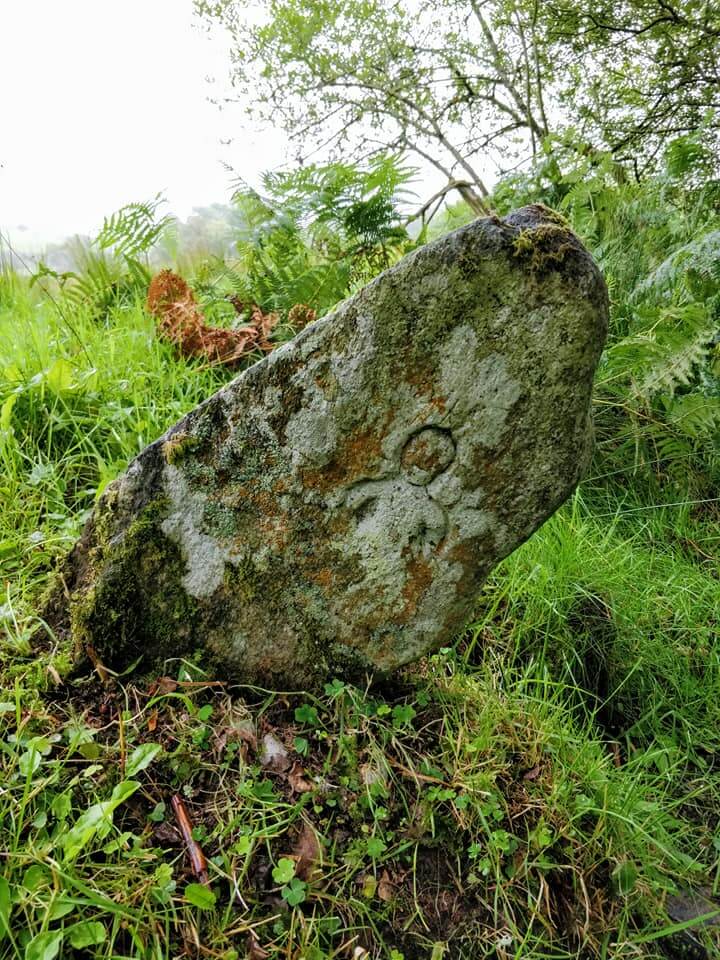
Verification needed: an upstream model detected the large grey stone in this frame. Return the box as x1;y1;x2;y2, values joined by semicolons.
42;205;608;687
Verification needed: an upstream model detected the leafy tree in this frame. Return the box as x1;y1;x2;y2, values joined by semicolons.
195;0;556;213
536;0;720;177
196;0;719;207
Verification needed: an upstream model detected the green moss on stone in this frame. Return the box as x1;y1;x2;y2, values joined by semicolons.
223;557;260;602
511;224;576;273
528;203;571;228
70;498;200;671
162;432;200;465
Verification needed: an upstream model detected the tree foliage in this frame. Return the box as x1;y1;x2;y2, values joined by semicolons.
195;0;557;211
538;0;720;175
196;0;719;203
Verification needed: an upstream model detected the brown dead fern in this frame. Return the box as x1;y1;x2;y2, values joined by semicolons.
287;303;317;331
146;270;280;367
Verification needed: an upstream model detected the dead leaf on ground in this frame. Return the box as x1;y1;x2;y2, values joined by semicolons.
46;663;62;686
152;820;180;845
293;820;322;880
378;870;395;902
231;717;258;750
246;932;270;959
146;270;279;367
287;760;314;793
360;762;388;788
147;676;178;696
171;795;209;884
287;303;317;330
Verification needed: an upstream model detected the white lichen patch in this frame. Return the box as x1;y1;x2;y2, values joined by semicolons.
160;465;229;598
440;331;522;439
285;402;338;468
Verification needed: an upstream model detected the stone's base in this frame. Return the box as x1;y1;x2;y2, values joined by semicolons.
661;889;720;960
40;205;608;688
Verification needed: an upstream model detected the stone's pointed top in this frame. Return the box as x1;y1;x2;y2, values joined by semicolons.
42;207;608;688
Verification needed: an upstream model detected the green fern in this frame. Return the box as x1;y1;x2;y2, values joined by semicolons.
212;155;417;317
636;230;720;302
30;196;173;321
540;140;720;492
96;194;175;261
601;304;715;401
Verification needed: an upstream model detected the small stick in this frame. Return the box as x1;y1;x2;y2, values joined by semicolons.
171;794;210;885
118;706;126;779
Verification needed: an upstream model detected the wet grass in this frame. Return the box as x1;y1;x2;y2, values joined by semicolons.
1;272;719;958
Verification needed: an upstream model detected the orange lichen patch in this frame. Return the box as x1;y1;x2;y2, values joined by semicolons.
242;489;279;514
405;368;448;414
146;270;280;367
327;513;352;536
258;519;291;552
400;555;433;619
306;567;334;589
271;477;291;497
302;419;391;492
344;594;390;635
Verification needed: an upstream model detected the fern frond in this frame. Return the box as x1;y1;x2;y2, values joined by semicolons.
665;394;720;439
601;304;714;401
97;194;174;261
635;230;720;302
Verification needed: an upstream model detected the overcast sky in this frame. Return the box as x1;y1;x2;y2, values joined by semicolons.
0;0;287;248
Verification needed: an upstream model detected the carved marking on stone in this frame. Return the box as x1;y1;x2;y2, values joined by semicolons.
401;427;456;486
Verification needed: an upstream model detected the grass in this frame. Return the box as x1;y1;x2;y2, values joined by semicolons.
1;268;719;958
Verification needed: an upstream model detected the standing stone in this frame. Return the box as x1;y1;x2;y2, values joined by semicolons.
42;206;608;687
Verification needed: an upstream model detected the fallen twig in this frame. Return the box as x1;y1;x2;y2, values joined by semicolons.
171;794;210;885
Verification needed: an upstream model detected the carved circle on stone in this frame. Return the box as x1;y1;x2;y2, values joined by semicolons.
400;426;456;486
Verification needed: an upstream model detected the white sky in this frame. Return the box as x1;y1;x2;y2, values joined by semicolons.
0;0;286;248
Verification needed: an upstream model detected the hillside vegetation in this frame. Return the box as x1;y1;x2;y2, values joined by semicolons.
1;134;719;959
